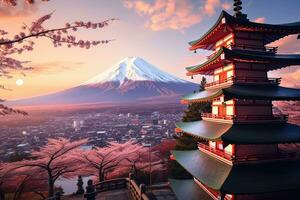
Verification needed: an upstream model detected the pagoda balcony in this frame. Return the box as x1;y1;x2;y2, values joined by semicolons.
199;143;296;165
230;43;278;53
234;152;296;164
205;76;281;89
201;113;288;123
198;143;233;164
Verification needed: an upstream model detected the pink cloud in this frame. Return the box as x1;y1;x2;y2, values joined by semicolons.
270;35;300;54
122;0;232;31
280;69;300;88
269;35;300;88
222;2;232;10
254;17;266;23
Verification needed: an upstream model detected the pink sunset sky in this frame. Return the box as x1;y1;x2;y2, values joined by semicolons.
1;0;300;100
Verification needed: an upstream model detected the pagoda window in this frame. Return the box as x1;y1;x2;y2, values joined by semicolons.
217;142;224;150
226;70;234;78
212;106;218;115
225;144;234;156
209;141;216;149
221;17;226;24
214;74;219;81
226;105;234;116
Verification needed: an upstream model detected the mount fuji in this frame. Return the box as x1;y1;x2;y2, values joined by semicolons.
9;57;198;106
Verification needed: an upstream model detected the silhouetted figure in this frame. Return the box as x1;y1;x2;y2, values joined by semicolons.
84;179;96;200
76;176;84;195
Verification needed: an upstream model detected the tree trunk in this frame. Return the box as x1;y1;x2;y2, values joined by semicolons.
48;177;54;197
100;172;105;182
0;188;5;200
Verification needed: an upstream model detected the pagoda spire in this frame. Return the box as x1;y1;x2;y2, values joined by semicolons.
233;0;247;19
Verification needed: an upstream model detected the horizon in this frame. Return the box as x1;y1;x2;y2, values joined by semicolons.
1;0;300;100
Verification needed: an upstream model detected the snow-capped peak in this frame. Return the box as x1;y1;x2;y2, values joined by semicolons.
83;57;188;85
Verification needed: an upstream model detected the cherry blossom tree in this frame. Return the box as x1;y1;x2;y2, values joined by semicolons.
2;167;47;200
124;148;166;180
0;163;14;199
76;141;166;182
1;0;49;6
75;141;143;182
14;138;87;198
0;1;117;115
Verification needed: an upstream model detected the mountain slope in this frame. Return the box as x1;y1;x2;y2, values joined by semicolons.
9;57;198;106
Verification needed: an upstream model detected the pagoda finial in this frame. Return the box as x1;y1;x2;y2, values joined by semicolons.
233;0;247;19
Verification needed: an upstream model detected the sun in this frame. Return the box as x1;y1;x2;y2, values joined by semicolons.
16;79;24;86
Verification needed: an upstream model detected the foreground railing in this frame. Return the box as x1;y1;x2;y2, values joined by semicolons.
128;178;149;200
94;178;127;192
41;173;157;200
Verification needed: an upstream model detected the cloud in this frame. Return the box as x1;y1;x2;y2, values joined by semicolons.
268;35;300;88
280;69;300;88
27;61;85;74
0;2;39;19
122;0;231;31
270;35;300;54
254;17;266;23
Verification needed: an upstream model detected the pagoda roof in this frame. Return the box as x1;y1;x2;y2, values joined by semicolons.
189;11;300;50
186;47;300;75
172;150;300;194
169;179;213;200
181;85;300;103
175;120;300;144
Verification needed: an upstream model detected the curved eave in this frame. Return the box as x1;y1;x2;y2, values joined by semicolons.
223;85;300;101
189;11;300;50
181;88;223;104
224;48;300;70
171;150;231;191
186;47;300;75
186;48;224;75
181;85;300;103
175;121;231;141
169;179;213;200
172;150;300;194
189;11;230;51
176;120;300;144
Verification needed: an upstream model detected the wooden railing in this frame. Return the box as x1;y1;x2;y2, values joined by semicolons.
205;76;234;88
201;113;234;120
128;178;149;200
82;175;150;200
205;76;281;88
234;77;281;84
231;43;278;53
201;113;288;122
235;114;288;122
198;143;232;161
94;178;127;192
234;153;294;163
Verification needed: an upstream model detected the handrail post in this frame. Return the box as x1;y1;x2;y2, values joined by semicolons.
139;184;146;200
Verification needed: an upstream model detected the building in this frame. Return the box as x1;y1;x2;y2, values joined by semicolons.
170;1;300;200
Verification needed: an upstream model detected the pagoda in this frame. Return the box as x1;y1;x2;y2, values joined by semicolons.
170;1;300;200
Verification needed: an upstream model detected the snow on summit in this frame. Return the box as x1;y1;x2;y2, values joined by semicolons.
83;57;188;85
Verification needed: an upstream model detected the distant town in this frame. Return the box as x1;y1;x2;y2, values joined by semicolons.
0;103;184;162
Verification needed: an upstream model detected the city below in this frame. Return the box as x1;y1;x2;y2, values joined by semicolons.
0;103;184;162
